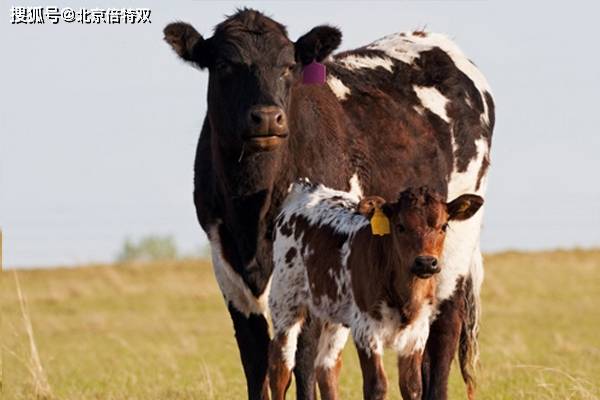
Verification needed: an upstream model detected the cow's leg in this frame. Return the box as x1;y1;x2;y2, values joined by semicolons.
293;313;321;400
228;305;271;400
315;322;350;400
421;283;465;400
355;342;387;400
269;319;304;400
398;350;423;400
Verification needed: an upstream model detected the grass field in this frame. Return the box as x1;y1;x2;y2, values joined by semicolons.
2;250;599;400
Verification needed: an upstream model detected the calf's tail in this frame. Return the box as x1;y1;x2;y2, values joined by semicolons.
459;249;483;400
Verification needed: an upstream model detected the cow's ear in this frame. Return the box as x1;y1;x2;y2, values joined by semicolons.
358;196;387;218
164;22;212;69
447;194;484;221
295;25;342;65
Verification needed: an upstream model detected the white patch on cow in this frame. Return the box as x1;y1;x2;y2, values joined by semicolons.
208;224;269;317
315;323;350;369
282;321;302;370
349;173;364;198
437;138;489;301
327;74;351;101
413;86;450;123
367;31;492;123
338;54;394;72
392;303;433;356
279;181;368;236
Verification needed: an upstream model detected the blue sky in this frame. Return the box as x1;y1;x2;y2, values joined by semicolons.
2;1;599;268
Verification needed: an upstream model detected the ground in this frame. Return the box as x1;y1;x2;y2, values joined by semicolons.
2;250;599;400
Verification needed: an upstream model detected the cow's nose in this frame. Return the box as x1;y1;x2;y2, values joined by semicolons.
247;106;288;137
411;256;440;278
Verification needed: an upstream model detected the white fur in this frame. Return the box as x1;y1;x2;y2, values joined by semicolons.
413;86;450;123
338;54;394;72
315;323;350;369
392;303;433;356
208;224;270;317
282;321;302;370
327;75;351;101
349;173;364;198
278;182;368;236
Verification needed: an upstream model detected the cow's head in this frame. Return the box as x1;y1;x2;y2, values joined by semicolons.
164;9;341;153
358;188;483;280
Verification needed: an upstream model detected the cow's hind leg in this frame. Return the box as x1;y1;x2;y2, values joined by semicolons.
293;313;321;400
228;304;271;400
269;318;305;400
315;322;350;400
421;282;466;400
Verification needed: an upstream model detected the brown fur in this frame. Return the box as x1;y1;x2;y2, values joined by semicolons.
315;355;343;400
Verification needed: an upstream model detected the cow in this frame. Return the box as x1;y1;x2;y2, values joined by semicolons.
269;182;483;400
163;8;494;400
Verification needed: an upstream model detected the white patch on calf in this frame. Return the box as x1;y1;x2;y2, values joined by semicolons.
338;54;394;72
392;303;433;356
413;86;450;123
281;321;302;371
315;323;350;369
327;75;351;101
208;224;269;317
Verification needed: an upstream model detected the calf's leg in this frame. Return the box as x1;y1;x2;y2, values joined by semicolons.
293;313;321;400
355;342;387;400
315;322;350;400
398;351;423;400
269;319;304;400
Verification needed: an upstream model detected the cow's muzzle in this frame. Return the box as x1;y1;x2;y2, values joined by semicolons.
243;105;288;151
411;256;441;279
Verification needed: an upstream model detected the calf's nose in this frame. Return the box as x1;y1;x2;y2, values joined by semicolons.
247;105;288;137
411;256;441;278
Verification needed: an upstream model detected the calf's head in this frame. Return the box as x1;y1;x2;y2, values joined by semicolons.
164;9;341;153
358;188;483;281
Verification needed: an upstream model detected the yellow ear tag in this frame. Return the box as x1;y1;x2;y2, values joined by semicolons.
370;207;390;236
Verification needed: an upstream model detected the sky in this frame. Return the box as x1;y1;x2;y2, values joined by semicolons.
1;1;599;268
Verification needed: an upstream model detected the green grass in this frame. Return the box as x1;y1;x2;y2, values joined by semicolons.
2;250;599;399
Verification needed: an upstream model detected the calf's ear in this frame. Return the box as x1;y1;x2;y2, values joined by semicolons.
447;194;484;221
164;22;212;69
358;196;387;218
295;25;342;65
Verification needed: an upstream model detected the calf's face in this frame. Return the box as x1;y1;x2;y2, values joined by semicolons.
163;10;341;153
359;188;484;280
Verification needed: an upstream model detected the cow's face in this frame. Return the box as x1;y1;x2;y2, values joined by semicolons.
164;10;341;153
358;189;483;280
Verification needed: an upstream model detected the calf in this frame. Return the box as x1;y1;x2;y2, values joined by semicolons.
269;182;483;400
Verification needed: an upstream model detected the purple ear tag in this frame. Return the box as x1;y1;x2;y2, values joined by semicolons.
302;60;326;85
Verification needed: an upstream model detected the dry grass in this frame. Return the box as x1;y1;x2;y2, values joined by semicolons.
1;250;599;399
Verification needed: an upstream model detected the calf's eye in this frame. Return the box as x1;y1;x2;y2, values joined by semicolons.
396;223;406;233
441;223;449;232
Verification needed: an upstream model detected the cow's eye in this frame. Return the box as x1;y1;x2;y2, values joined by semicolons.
396;223;406;233
441;223;449;232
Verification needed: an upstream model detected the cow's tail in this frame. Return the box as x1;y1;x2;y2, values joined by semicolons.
459;248;484;400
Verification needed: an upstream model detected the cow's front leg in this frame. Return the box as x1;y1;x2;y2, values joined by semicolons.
228;305;271;400
355;341;387;400
421;283;465;400
398;350;423;400
315;322;350;400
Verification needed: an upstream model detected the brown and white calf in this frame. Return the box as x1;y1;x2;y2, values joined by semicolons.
269;182;483;400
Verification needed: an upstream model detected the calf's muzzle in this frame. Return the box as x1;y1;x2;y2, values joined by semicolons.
411;255;441;278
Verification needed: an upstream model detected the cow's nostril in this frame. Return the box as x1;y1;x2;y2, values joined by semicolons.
431;258;438;267
250;112;263;125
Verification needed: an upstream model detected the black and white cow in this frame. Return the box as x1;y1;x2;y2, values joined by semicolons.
164;8;494;400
